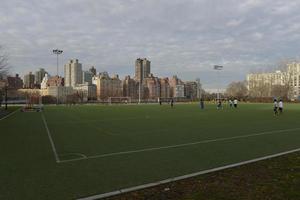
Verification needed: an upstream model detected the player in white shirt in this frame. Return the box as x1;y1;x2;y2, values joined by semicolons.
233;99;238;108
278;99;283;114
273;99;278;115
229;99;233;108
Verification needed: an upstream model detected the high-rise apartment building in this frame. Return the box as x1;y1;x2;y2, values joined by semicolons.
82;71;93;85
247;70;286;97
89;66;97;76
64;59;83;87
23;72;35;88
287;62;300;99
35;68;47;86
135;58;151;82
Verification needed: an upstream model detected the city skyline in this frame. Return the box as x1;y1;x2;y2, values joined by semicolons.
2;0;300;90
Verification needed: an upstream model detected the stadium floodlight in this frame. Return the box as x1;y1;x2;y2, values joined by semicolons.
214;65;223;70
213;65;223;100
52;49;63;104
53;49;63;76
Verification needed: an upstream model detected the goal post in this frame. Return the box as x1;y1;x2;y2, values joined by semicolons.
108;97;132;104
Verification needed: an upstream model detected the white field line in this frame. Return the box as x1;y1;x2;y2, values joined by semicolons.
59;153;87;159
60;127;300;163
41;113;60;163
49;116;150;125
77;147;300;200
0;108;20;121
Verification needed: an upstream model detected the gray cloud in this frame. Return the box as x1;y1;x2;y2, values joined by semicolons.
1;0;300;89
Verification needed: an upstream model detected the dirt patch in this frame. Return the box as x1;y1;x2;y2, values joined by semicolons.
105;152;300;200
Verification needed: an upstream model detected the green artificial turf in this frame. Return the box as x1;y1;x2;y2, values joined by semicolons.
1;103;300;200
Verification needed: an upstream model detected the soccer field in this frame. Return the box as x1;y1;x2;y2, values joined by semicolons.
1;103;300;200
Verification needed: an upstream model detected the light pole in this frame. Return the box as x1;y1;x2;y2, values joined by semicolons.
214;65;223;100
52;49;63;104
5;83;8;110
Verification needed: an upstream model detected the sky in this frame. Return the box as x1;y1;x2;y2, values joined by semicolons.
1;0;300;90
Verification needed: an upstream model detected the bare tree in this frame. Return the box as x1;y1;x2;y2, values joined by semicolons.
0;46;8;79
271;85;289;99
226;81;248;99
276;59;295;99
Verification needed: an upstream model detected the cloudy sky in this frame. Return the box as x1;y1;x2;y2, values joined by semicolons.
1;0;300;89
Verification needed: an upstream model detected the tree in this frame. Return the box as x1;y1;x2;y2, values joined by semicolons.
0;46;8;79
276;59;295;99
271;85;289;99
0;46;8;109
226;81;248;99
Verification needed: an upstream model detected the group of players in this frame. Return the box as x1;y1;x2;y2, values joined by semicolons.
161;98;284;115
273;99;283;115
217;99;238;109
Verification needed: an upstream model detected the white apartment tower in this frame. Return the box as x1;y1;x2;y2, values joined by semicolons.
64;59;83;87
287;62;300;99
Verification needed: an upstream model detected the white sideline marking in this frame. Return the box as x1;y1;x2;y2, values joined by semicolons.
77;147;300;200
41;113;60;163
0;108;20;121
60;127;300;163
59;153;87;159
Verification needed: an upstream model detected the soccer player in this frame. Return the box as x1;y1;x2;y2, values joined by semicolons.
229;99;233;108
233;99;238;108
273;99;278;115
200;98;204;109
170;98;174;108
217;100;222;109
279;99;283;114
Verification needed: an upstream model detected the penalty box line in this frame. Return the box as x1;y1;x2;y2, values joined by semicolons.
77;147;300;200
41;113;60;163
59;127;300;163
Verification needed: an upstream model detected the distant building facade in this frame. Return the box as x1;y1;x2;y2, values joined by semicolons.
7;74;23;90
46;75;64;87
169;75;185;98
184;81;198;99
159;78;170;98
47;86;74;102
73;83;97;101
92;72;122;100
144;74;160;99
123;75;137;98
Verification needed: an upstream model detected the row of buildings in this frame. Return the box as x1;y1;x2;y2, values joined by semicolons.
1;58;202;103
247;62;300;99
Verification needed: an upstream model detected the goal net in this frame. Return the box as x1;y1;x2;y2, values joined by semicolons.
108;97;132;104
22;92;43;112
